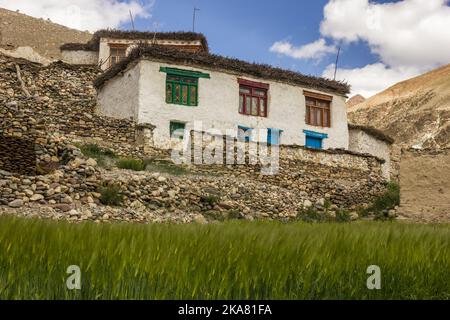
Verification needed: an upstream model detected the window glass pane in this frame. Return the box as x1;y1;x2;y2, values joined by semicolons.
311;107;316;125
174;84;181;103
251;97;258;116
182;85;188;105
306;106;311;124
260;99;266;116
318;101;329;108
166;83;173;103
245;96;251;115
170;122;185;140
183;77;197;84
189;86;197;106
254;89;266;97
315;108;322;126
239;95;244;113
323;109;330;127
240;86;251;94
168;75;180;82
306;98;316;106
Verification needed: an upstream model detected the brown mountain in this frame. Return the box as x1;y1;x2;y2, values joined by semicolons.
346;94;366;108
0;8;92;61
348;64;450;149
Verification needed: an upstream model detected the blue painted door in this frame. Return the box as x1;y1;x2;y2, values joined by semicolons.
267;128;282;145
306;136;323;149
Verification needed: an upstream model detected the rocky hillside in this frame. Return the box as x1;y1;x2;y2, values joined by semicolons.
0;8;92;61
346;94;365;108
348;64;450;149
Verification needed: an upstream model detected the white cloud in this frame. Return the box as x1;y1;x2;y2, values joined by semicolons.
0;0;153;32
271;0;450;97
320;0;450;69
270;38;336;60
318;0;450;97
322;63;420;97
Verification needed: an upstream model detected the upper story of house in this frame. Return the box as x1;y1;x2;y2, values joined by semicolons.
60;30;208;70
94;45;351;150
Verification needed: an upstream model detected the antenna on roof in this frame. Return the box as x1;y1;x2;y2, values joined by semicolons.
152;22;160;45
129;10;136;31
333;45;341;81
192;7;200;32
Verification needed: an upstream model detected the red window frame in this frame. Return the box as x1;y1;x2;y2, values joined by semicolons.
238;79;269;117
304;90;332;128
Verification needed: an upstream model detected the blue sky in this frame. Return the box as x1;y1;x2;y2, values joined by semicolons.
126;0;377;77
3;0;450;97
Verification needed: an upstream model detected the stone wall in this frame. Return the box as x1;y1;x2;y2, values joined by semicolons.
0;54;141;146
61;50;99;65
0;136;36;175
348;126;399;181
169;132;387;209
399;148;450;223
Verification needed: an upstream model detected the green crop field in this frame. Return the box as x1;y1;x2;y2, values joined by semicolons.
0;216;448;300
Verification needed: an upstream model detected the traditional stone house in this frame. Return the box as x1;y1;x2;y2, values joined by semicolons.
94;45;351;151
60;30;208;70
348;124;396;180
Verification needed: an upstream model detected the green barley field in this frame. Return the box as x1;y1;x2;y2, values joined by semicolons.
0;216;449;300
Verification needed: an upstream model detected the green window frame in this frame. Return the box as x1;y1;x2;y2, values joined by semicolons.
170;121;186;140
160;67;210;107
165;75;199;106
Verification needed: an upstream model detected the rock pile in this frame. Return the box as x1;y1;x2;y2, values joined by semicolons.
0;54;138;146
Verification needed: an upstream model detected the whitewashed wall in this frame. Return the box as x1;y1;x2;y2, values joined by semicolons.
97;62;140;120
136;59;349;149
348;129;391;180
97;58;349;150
98;38;203;70
61;50;98;65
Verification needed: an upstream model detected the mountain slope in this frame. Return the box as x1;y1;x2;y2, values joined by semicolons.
0;8;92;60
348;64;450;149
346;94;366;108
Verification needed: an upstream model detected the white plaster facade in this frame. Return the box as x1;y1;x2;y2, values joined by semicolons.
98;38;203;70
61;50;98;65
97;58;349;150
348;128;392;180
97;61;140;120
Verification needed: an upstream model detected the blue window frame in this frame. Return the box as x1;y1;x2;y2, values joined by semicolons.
267;128;283;145
304;130;328;150
238;125;253;142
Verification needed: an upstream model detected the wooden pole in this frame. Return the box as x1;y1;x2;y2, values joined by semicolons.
193;7;200;32
334;45;341;81
15;64;31;98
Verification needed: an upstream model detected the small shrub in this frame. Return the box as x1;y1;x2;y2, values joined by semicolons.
227;210;241;220
297;207;330;223
203;210;241;222
363;182;400;216
79;144;117;167
116;158;146;171
203;211;225;222
335;209;352;223
201;195;219;206
324;199;332;210
98;184;123;206
143;159;190;176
